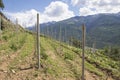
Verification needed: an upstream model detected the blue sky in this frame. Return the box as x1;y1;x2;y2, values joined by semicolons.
3;0;54;12
2;0;120;27
3;0;79;15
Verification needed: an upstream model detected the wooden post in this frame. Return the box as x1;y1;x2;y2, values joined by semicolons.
36;13;40;69
59;25;61;43
51;27;53;39
92;42;95;53
0;15;1;32
0;15;1;40
65;27;67;43
54;29;57;40
49;26;52;39
82;24;86;80
45;27;46;37
16;18;18;41
109;45;111;53
16;18;18;32
47;27;48;37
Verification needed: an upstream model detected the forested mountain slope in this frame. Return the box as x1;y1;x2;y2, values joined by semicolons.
34;13;120;49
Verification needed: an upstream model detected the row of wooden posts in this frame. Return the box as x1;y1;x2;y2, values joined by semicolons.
0;13;85;80
35;13;86;80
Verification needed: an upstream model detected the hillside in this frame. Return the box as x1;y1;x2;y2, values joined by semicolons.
0;13;120;80
33;12;120;49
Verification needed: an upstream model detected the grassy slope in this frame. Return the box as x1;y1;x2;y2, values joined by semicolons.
0;15;120;80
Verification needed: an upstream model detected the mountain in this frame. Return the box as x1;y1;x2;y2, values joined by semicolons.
31;12;120;49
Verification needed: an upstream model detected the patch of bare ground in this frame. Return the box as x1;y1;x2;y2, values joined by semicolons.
46;50;56;59
85;70;100;80
85;70;114;80
0;40;6;44
5;49;36;80
0;38;31;79
0;49;21;79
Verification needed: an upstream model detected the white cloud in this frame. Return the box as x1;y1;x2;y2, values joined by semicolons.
4;9;38;27
44;1;74;19
71;0;120;16
4;1;74;28
79;7;96;16
90;0;120;14
45;1;68;17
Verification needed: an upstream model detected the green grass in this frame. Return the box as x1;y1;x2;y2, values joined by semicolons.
70;46;120;79
9;33;34;68
40;36;76;79
44;37;106;79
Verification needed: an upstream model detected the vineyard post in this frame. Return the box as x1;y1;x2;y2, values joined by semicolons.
0;15;1;31
82;24;86;80
16;18;18;32
16;18;18;41
0;15;1;39
109;45;111;53
92;42;95;53
54;29;57;40
64;27;66;42
47;26;49;37
36;13;40;69
50;26;52;39
59;25;61;43
44;26;46;36
51;27;53;39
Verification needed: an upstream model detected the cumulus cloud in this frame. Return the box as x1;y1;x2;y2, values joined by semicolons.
4;1;74;27
71;0;120;16
44;1;74;18
44;1;66;17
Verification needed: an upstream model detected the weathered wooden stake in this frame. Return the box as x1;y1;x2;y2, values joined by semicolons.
51;27;53;39
16;18;18;41
54;29;57;40
109;45;111;53
16;18;18;32
64;27;66;42
36;13;40;69
82;24;86;80
92;42;96;53
0;15;1;40
47;26;49;37
59;25;61;43
0;15;1;32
